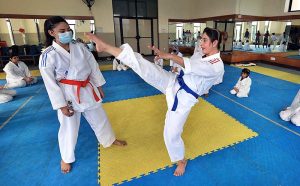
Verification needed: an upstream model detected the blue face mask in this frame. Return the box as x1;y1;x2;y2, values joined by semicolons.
58;31;73;44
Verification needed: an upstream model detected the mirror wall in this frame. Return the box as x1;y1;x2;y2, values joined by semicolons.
0;18;95;47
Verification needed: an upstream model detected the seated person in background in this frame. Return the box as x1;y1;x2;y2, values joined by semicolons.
236;40;243;49
170;47;183;73
243;40;251;51
3;54;38;88
278;41;287;52
233;39;237;48
0;85;16;104
279;89;300;126
230;68;252;98
154;57;164;68
112;58;128;71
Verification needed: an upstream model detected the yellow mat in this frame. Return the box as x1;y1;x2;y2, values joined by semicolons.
233;65;300;84
99;95;257;185
0;64;113;80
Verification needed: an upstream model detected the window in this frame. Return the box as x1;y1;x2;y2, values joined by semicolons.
66;20;76;39
176;23;183;40
34;19;42;44
235;22;242;41
264;21;271;33
288;0;300;12
113;0;158;18
193;23;201;38
6;18;15;45
251;21;258;41
90;20;95;33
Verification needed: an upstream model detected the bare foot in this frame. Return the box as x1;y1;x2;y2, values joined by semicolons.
112;139;127;146
61;160;71;174
174;159;187;176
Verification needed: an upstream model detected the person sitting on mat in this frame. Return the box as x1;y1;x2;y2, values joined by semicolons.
230;68;252;98
0;85;16;104
3;53;38;88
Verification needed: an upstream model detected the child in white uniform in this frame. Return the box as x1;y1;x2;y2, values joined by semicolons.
3;54;38;88
279;90;300;126
39;16;126;174
230;68;252;97
86;27;224;176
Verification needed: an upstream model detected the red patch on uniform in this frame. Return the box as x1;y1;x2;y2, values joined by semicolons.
209;58;220;64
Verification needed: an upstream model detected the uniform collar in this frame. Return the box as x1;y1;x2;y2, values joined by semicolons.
52;40;71;58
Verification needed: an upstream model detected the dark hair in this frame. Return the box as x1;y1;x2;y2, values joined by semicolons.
203;27;222;49
44;16;68;47
246;40;249;42
9;52;18;59
242;68;250;75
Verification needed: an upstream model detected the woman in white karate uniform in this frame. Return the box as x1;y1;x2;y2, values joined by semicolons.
0;85;16;103
3;54;38;88
39;16;126;174
86;27;224;176
280;89;300;126
230;68;252;97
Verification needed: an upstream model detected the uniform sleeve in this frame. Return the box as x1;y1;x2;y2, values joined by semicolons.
239;78;251;91
235;77;241;87
182;57;217;78
85;48;106;87
3;64;24;81
21;62;32;77
39;56;67;110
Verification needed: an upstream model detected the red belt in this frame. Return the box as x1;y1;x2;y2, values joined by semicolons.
59;79;100;104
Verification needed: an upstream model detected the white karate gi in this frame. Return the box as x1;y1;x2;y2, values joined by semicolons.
230;76;252;97
236;42;243;49
39;41;116;163
243;42;251;51
0;88;16;104
3;61;37;88
116;44;224;162
113;58;128;71
279;90;300;126
154;58;164;68
278;44;287;52
170;52;183;73
271;35;278;50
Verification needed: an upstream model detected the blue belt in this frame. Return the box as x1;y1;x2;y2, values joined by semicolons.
171;70;199;111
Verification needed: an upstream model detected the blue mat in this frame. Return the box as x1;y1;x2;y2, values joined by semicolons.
1;66;300;185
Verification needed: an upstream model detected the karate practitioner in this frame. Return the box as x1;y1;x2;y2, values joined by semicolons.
86;27;224;176
112;58;128;71
243;40;251;51
279;89;300;126
170;47;183;73
230;68;252;98
0;85;16;104
3;54;38;88
39;16;126;174
270;33;278;50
